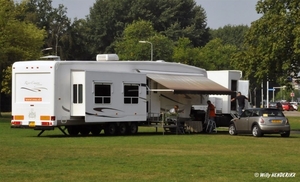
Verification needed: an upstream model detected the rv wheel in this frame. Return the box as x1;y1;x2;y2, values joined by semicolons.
128;123;138;135
67;126;79;136
80;126;90;136
91;126;102;136
118;123;128;135
104;123;117;136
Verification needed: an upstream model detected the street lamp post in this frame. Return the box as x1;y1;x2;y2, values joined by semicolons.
139;41;153;61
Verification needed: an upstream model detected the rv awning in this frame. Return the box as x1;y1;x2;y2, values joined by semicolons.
147;74;234;95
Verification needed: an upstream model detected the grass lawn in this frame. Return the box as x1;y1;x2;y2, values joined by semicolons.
0;114;299;182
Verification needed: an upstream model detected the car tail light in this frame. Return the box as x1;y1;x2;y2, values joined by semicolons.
259;117;265;124
285;118;289;125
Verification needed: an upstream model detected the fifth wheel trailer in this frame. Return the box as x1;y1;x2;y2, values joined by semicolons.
11;55;233;136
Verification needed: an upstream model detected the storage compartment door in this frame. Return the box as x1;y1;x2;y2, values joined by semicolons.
71;71;85;116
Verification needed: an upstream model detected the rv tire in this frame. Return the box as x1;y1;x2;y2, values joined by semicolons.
118;123;128;135
91;126;102;136
67;126;80;136
80;126;90;136
128;123;138;135
104;123;117;136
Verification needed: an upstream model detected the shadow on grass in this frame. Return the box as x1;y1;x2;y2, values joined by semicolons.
33;130;234;138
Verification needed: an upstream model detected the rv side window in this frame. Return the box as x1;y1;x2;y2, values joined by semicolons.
73;84;83;104
95;84;111;104
124;84;139;104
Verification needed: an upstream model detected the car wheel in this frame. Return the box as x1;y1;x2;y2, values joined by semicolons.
281;131;290;137
252;125;263;137
229;124;237;135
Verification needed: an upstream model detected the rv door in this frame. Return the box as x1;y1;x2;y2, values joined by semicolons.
71;71;85;116
238;80;250;109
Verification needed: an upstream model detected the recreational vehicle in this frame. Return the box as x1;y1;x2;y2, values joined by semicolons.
11;54;233;136
207;70;250;126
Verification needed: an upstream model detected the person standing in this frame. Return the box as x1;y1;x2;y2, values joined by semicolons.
231;92;249;116
207;100;216;121
169;105;179;114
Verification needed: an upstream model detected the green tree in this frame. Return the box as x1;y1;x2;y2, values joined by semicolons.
197;38;238;70
67;18;91;60
22;0;72;59
210;25;249;49
0;0;45;113
172;38;201;66
115;20;174;61
87;0;209;55
233;0;300;87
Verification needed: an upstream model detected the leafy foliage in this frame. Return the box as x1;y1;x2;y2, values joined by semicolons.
86;0;209;55
22;0;72;59
0;0;45;114
233;0;300;87
198;38;238;70
210;25;249;49
172;38;201;65
115;20;174;61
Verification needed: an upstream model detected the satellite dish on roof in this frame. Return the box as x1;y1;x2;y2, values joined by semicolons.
40;55;61;61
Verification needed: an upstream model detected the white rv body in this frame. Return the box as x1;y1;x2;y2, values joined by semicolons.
207;70;250;114
11;58;233;135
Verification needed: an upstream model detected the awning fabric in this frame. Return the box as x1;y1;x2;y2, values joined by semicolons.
147;74;234;95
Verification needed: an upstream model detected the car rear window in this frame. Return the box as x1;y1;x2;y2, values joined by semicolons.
260;109;284;117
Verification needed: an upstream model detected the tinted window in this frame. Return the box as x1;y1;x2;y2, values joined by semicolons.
261;109;284;117
95;84;111;104
124;84;139;104
241;110;252;117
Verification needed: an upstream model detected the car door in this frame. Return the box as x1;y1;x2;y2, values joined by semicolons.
235;110;252;133
247;110;260;132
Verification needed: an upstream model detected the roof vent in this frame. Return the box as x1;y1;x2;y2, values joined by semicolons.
96;54;119;61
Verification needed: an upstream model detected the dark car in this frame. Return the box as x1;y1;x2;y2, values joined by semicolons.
269;102;283;111
229;108;290;137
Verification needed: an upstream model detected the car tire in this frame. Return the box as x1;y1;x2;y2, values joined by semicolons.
252;125;263;137
281;131;290;137
229;124;237;135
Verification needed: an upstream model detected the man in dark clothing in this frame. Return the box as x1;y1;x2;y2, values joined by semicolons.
231;92;248;116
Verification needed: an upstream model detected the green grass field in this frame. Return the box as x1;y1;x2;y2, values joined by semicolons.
0;114;299;182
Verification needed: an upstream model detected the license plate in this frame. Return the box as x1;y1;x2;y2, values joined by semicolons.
272;120;281;123
29;121;35;127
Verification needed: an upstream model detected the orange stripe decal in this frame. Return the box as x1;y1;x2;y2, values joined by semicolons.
25;98;42;101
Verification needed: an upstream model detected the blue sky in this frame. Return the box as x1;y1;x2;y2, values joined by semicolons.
22;0;262;29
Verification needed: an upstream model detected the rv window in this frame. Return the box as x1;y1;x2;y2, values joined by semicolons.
95;84;111;104
124;85;139;104
73;85;77;103
73;84;83;104
78;84;83;103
